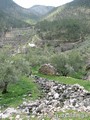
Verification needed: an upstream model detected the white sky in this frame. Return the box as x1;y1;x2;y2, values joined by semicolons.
13;0;73;8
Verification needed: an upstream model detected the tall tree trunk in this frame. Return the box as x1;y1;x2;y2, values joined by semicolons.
2;82;8;94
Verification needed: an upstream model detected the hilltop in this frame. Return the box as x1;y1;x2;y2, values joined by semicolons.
28;5;54;19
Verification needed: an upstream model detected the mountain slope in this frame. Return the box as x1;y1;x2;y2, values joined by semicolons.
0;0;55;29
44;0;90;21
0;10;30;31
0;0;37;22
0;0;32;30
0;0;54;21
35;0;90;44
28;5;54;18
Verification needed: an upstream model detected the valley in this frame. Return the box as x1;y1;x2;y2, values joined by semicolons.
0;0;90;119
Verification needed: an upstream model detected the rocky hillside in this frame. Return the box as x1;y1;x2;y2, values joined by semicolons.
0;27;34;50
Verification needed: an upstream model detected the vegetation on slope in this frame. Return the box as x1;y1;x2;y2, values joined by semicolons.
0;46;89;107
44;0;90;21
0;76;41;107
36;19;89;43
0;11;30;32
0;0;55;31
0;0;90;114
0;48;41;107
35;0;90;44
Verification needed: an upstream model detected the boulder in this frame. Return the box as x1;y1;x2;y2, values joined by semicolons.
39;64;56;75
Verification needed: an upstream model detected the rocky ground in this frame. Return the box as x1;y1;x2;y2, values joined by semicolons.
0;76;90;119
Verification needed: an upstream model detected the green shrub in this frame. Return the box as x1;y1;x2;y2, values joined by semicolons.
50;51;85;78
24;47;53;66
51;54;69;76
68;51;84;71
12;58;31;76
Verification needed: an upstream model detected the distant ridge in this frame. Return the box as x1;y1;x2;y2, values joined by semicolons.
28;5;54;17
0;0;55;30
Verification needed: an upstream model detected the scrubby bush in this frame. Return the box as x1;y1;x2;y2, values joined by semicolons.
68;51;85;78
12;58;31;76
50;51;85;78
68;51;84;71
24;47;53;66
51;54;69;76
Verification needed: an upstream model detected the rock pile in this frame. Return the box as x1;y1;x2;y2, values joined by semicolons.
19;77;90;116
0;76;90;119
0;108;19;119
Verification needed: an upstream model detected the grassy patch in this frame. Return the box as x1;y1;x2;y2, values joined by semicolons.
37;73;90;91
32;66;90;91
0;76;41;107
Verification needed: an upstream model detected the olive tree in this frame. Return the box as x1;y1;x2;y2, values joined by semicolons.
0;49;31;94
0;49;18;94
0;62;18;94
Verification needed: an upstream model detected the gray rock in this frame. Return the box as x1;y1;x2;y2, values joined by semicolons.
54;93;59;99
36;103;46;113
39;64;56;75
